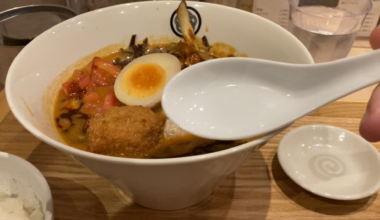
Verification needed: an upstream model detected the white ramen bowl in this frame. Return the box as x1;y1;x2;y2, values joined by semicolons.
6;1;313;210
0;152;53;219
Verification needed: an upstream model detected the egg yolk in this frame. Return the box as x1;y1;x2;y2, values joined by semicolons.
122;63;167;98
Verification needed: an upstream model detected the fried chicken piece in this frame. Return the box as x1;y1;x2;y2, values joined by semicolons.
87;106;164;157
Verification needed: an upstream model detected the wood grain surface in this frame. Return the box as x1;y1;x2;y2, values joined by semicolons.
0;90;10;124
1;38;379;220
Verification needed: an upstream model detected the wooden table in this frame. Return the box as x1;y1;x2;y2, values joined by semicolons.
1;38;379;220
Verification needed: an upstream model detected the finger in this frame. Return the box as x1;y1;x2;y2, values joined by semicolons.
360;84;380;142
369;24;380;50
359;25;380;141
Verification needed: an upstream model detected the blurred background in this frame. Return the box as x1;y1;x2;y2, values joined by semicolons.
0;0;373;36
0;0;380;90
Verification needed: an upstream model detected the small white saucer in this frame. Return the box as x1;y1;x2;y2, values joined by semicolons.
278;124;380;200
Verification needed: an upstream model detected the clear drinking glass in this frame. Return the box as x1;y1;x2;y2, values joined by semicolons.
288;0;372;63
202;0;238;8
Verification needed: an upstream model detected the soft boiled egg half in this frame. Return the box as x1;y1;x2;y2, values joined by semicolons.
114;53;181;108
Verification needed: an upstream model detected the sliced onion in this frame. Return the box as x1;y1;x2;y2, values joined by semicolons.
198;52;215;61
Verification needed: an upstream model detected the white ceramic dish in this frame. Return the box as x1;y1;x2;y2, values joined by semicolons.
278;124;380;200
0;152;53;219
6;1;313;210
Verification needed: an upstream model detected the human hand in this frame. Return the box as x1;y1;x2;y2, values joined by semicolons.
359;25;380;142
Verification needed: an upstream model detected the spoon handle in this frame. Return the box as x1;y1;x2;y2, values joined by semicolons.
294;49;380;112
161;48;380;140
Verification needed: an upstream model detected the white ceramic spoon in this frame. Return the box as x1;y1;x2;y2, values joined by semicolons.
162;49;380;141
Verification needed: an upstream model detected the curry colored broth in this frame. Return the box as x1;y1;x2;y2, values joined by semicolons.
54;48;168;153
54;55;112;151
54;39;247;157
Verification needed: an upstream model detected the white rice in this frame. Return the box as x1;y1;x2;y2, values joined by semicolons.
0;191;43;220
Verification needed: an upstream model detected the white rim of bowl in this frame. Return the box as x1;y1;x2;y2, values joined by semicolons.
6;1;314;165
278;124;380;200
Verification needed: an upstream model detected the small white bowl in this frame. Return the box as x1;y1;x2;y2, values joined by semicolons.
0;152;53;219
278;124;380;200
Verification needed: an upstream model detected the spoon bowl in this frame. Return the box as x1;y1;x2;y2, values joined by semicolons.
162;49;380;140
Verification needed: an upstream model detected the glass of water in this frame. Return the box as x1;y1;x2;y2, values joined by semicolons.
288;0;372;63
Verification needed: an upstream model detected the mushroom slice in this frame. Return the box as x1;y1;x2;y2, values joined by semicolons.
177;0;199;51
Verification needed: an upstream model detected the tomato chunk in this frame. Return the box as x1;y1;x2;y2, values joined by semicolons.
83;91;100;103
103;87;118;110
78;74;92;89
86;57;120;86
91;67;112;86
62;80;74;96
64;58;122;118
93;57;121;77
61;80;85;99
